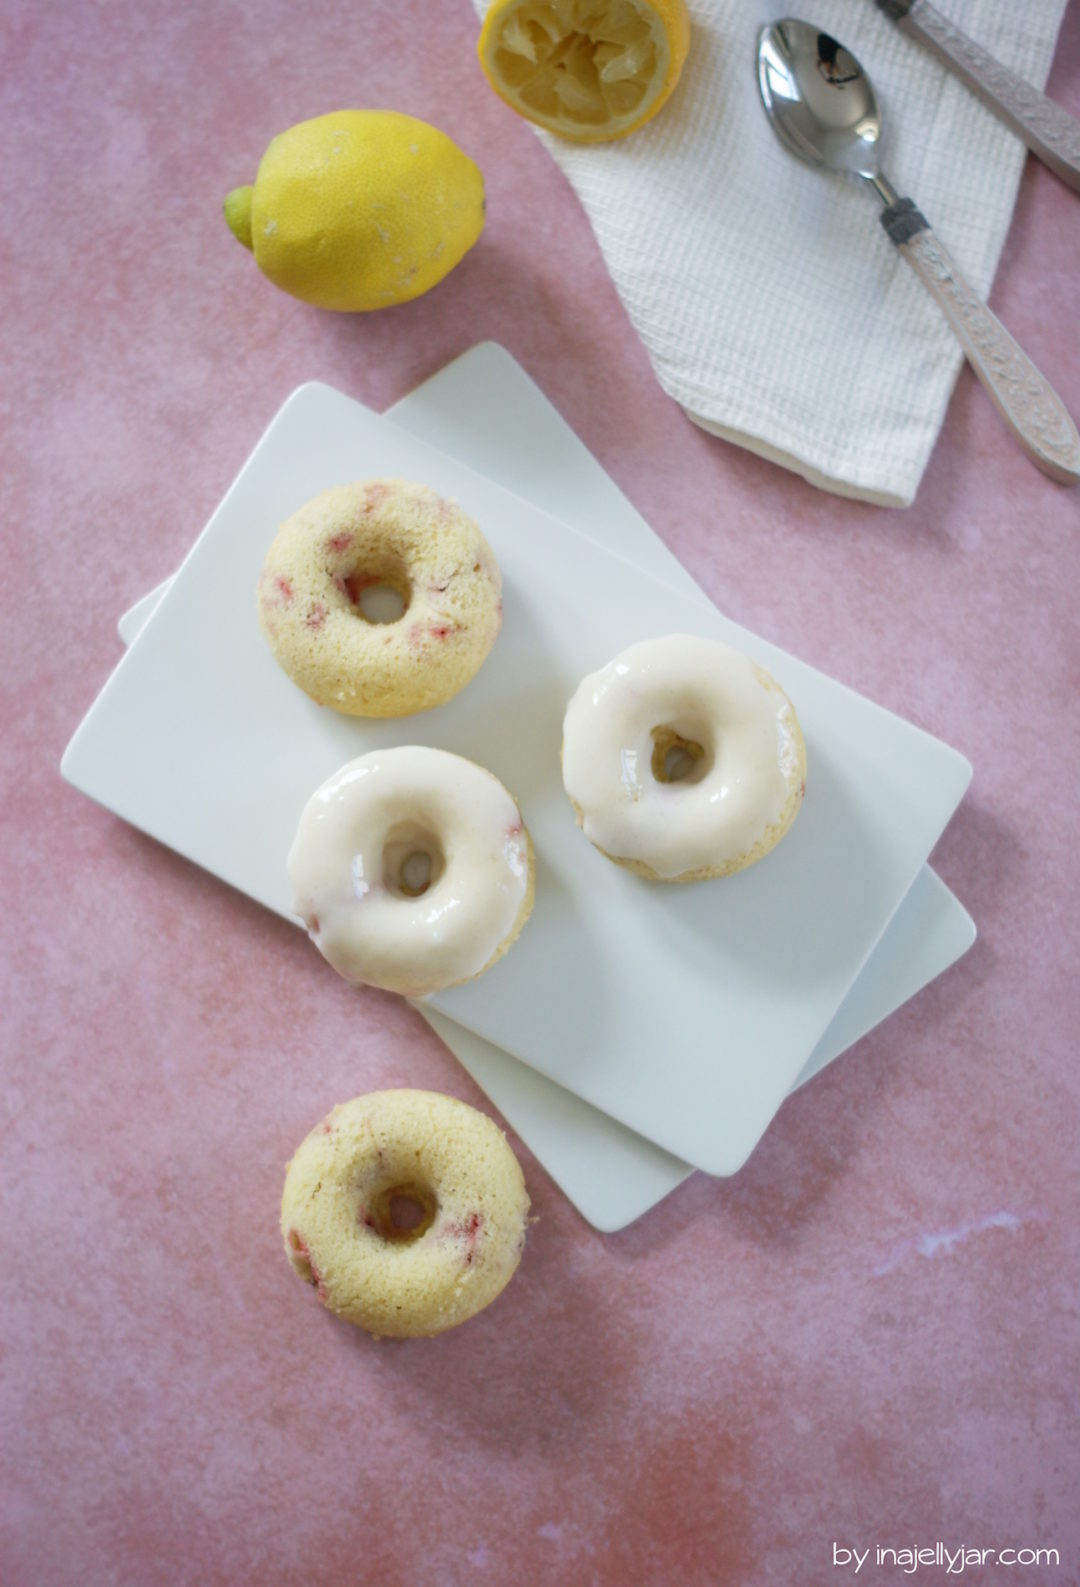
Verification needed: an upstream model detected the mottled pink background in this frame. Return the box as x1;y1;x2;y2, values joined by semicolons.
4;1;1080;1583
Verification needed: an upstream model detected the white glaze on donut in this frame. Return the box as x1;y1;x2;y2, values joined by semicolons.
287;747;533;996
561;635;805;880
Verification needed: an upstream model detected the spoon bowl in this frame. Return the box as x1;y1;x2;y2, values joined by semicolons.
757;20;892;194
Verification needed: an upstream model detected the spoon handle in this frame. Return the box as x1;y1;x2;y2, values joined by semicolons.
880;199;1080;485
877;0;1080;194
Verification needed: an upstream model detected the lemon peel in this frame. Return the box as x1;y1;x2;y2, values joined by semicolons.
223;111;484;311
223;186;254;250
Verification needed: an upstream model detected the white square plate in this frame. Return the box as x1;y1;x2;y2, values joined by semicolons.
116;348;976;1229
63;375;971;1176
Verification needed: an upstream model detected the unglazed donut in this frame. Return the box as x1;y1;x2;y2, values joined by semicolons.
281;1091;530;1338
561;634;806;883
287;746;534;997
257;479;502;717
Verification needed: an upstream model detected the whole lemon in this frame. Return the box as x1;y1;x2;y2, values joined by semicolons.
224;110;485;311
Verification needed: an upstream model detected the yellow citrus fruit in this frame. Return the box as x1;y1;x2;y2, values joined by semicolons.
223;111;485;311
477;0;690;142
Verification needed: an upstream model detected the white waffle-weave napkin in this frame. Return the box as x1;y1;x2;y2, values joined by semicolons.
473;0;1068;505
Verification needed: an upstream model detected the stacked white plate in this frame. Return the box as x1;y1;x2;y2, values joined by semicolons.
63;344;975;1229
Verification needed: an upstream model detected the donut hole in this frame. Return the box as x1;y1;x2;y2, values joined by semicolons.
362;1181;438;1244
382;822;446;899
389;1193;427;1231
650;725;713;786
341;556;411;625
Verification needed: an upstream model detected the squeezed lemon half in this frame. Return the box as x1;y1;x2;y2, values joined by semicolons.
478;0;690;142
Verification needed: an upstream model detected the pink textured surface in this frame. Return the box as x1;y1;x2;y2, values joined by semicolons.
4;1;1079;1583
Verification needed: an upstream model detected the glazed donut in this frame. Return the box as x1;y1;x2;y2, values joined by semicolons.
281;1091;530;1338
257;479;502;717
561;634;806;883
287;746;535;997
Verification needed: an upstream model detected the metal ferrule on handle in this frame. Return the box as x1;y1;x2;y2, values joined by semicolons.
880;197;929;246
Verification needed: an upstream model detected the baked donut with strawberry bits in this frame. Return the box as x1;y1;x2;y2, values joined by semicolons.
257;479;502;716
281;1090;530;1338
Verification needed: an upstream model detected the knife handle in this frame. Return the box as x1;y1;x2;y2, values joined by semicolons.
880;198;1080;485
877;0;1080;193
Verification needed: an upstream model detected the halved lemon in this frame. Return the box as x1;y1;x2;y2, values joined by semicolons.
477;0;691;143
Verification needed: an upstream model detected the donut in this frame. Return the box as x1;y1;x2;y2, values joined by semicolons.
287;746;535;997
561;634;806;883
257;479;502;717
281;1091;530;1338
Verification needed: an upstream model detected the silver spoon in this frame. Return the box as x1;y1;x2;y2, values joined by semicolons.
757;18;1080;487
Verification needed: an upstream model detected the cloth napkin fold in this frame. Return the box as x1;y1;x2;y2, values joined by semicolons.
473;0;1068;505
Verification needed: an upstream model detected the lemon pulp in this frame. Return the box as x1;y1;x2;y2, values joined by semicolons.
478;0;690;141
